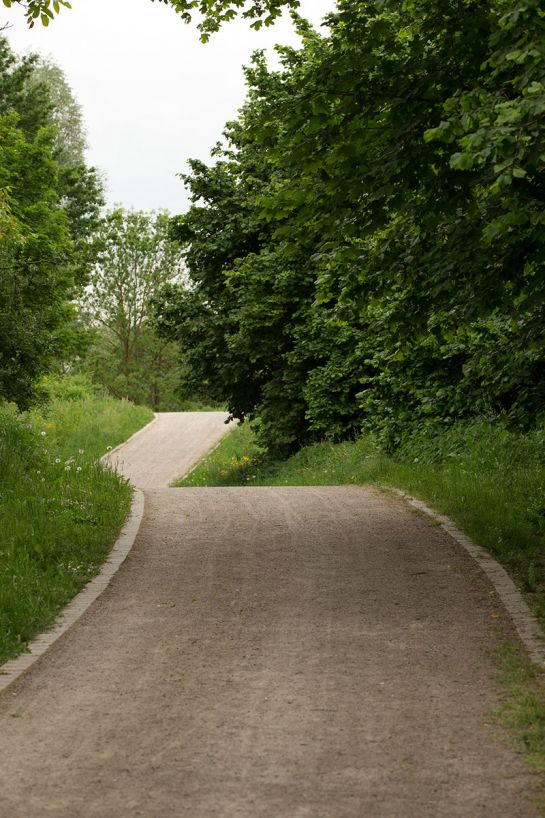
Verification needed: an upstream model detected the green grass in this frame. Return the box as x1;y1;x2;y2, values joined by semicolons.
0;376;153;663
495;647;545;776
491;645;545;812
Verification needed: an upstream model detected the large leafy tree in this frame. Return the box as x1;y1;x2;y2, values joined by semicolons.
0;37;103;407
156;0;545;453
29;56;86;167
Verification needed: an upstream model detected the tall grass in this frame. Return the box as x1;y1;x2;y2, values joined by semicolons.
0;377;153;663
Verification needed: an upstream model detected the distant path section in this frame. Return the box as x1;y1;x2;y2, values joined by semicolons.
103;411;231;488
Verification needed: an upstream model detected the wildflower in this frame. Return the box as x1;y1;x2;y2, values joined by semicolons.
65;466;71;472
76;467;82;472
55;458;61;464
40;431;47;437
78;449;84;455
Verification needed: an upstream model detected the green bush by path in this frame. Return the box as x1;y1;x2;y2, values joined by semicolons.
180;419;545;624
0;376;153;663
157;1;545;456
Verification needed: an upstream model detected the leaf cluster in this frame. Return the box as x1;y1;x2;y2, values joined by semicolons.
4;0;299;39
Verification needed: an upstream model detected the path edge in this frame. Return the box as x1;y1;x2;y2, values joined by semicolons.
389;487;545;668
0;488;145;697
103;412;158;462
172;418;237;486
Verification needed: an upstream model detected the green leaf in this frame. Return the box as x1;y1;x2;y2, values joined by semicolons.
449;152;473;171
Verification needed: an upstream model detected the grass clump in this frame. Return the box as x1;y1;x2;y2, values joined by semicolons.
0;376;153;664
495;647;545;777
180;421;261;486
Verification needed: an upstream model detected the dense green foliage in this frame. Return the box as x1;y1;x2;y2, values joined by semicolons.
0;376;153;663
0;38;103;408
157;0;545;454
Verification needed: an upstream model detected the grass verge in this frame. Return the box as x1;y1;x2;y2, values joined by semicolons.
0;376;153;664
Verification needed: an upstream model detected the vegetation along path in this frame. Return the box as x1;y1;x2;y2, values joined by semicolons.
0;413;539;817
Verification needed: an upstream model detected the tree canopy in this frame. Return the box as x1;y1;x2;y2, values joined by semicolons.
0;37;103;407
155;0;545;454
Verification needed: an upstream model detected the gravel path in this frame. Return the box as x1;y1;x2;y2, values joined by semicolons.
0;415;539;817
103;412;232;489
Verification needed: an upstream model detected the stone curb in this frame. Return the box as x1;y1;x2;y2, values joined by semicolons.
389;488;545;668
0;488;145;697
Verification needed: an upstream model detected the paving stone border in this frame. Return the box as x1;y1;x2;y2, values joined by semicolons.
0;488;145;697
390;488;545;668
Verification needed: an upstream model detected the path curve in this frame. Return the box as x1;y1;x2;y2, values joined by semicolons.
0;414;540;817
103;411;232;489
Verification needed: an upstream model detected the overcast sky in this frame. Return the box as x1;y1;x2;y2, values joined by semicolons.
2;0;335;213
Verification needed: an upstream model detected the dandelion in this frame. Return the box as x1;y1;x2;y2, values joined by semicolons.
65;466;71;472
76;467;82;472
78;449;84;455
40;431;47;437
55;458;61;464
106;445;112;451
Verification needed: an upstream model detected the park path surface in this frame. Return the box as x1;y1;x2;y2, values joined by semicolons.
0;413;539;817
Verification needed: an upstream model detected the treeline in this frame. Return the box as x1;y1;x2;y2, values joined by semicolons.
156;0;545;453
0;37;102;407
0;36;192;411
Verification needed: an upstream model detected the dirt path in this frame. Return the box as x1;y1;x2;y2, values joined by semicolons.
0;416;539;817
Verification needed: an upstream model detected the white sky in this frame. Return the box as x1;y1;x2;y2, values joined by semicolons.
2;0;335;213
